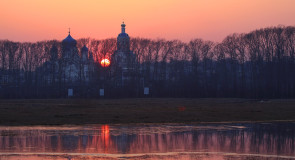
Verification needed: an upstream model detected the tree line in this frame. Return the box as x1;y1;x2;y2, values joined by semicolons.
0;26;295;98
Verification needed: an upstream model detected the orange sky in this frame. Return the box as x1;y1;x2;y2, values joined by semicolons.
0;0;295;42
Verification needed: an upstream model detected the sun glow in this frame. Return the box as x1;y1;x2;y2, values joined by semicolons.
1;1;295;42
101;58;110;67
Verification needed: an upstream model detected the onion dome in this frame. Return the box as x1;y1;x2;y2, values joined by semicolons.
121;22;126;28
117;22;130;51
118;21;129;38
118;32;129;37
62;29;77;47
81;45;88;52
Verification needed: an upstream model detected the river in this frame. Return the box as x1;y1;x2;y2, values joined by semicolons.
0;122;294;159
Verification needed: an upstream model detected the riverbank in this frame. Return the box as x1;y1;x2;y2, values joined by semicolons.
0;98;294;125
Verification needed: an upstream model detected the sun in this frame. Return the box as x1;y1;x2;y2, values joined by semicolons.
101;58;110;67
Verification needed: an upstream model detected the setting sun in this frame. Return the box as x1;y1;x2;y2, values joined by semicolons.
0;1;295;160
100;58;110;67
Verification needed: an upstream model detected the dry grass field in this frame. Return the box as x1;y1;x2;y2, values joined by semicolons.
0;98;294;125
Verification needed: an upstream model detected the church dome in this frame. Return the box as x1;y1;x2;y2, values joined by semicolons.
118;32;129;38
118;21;129;38
62;34;77;46
117;22;130;52
62;29;77;47
81;45;88;52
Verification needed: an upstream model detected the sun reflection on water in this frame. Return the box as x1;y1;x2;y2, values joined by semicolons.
0;123;294;160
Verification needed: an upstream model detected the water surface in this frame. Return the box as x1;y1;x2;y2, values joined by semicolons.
0;122;294;159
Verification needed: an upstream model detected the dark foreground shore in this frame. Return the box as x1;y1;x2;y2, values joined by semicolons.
0;98;294;126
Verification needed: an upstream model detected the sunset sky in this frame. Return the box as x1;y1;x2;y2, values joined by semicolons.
0;0;295;42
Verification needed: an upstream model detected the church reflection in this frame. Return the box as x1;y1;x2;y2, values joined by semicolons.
0;123;295;159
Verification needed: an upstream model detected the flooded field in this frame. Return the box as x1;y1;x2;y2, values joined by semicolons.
0;122;294;160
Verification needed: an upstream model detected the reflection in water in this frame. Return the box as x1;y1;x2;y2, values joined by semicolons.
0;123;295;160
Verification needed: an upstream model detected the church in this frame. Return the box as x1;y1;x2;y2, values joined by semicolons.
1;22;143;98
60;30;95;84
37;22;139;88
37;29;96;86
111;22;138;88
